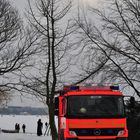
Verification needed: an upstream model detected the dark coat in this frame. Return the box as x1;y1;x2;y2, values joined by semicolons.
22;124;26;133
15;123;20;133
37;119;43;136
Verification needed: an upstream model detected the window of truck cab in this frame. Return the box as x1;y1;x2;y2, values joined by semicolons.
67;95;125;118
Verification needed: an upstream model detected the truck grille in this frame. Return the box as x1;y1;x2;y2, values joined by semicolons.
69;128;123;136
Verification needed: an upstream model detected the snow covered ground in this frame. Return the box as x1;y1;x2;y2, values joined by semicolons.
0;133;52;140
0;115;55;140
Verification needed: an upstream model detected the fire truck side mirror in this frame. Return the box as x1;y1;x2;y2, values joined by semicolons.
54;109;59;116
54;97;59;116
54;97;59;110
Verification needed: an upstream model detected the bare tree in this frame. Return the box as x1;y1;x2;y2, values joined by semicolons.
75;0;140;97
0;0;40;103
21;0;75;139
0;0;21;75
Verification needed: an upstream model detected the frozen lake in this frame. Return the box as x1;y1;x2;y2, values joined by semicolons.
0;115;55;140
0;133;52;140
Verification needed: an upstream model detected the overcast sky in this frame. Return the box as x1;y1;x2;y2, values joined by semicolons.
8;0;103;107
11;0;101;14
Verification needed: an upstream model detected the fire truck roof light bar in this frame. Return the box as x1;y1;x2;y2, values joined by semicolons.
70;86;79;90
110;85;119;90
63;85;119;92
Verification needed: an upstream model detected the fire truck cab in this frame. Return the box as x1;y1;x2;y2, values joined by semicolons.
55;85;128;140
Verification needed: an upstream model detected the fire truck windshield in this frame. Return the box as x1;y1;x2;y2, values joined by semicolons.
67;95;125;118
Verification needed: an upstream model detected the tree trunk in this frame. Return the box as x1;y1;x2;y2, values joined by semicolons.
49;102;58;140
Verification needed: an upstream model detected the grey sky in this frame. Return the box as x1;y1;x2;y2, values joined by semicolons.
8;0;103;107
11;0;101;12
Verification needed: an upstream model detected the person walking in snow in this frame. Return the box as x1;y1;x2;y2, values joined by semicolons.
37;119;43;136
22;124;26;133
16;124;20;133
15;123;18;131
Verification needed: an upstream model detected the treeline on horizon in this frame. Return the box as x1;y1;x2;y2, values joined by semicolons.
0;106;48;115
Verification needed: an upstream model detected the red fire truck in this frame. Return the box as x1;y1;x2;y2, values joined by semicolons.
55;85;128;140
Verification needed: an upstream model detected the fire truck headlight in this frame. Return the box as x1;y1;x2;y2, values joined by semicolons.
117;130;125;136
69;131;77;136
